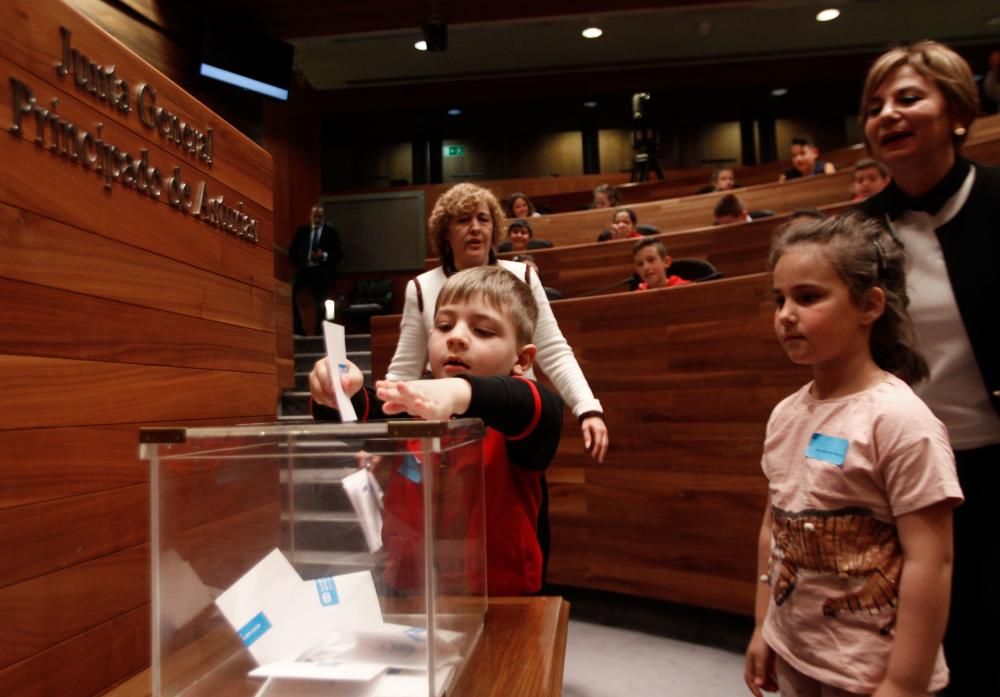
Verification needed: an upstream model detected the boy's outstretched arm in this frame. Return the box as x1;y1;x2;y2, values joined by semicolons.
872;502;954;697
458;375;564;471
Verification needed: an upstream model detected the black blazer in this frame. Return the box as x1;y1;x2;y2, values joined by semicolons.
289;223;343;273
856;162;1000;417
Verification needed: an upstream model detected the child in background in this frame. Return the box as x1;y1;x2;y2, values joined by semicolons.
713;194;752;225
310;266;564;596
632;239;691;291
745;215;962;696
592;183;621;209
779;136;836;182
505;192;542;219
851;159;891;201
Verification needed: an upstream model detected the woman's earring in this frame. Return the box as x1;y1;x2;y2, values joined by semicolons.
954;125;967;137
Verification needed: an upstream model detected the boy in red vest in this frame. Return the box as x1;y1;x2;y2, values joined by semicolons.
310;266;563;595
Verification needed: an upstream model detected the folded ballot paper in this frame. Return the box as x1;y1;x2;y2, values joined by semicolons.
214;549;463;697
342;468;384;553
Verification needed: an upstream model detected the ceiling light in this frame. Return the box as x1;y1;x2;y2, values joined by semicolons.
414;40;428;51
447;108;462;116
771;88;788;97
986;15;1000;27
583;101;598;108
581;27;603;39
816;8;840;22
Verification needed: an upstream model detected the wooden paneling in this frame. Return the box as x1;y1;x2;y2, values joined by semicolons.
0;356;276;430
0;2;277;694
0;605;150;697
373;274;810;614
0;544;150;670
0;4;272;210
526;170;856;248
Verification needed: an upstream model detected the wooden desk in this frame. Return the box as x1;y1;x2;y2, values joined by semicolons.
102;597;570;697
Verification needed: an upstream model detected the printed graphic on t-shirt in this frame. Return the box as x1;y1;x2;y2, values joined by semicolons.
770;506;901;633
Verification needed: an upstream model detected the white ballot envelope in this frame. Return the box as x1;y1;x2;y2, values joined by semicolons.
342;469;384;553
303;570;384;634
338;623;462;671
323;320;358;422
214;549;324;665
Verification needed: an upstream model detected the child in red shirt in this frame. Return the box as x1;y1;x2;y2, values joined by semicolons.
311;266;564;595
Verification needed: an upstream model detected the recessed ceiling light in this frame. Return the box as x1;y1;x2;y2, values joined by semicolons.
771;88;788;97
582;27;603;39
583;100;598;108
447;108;462;116
986;15;1000;27
816;8;840;22
414;40;428;51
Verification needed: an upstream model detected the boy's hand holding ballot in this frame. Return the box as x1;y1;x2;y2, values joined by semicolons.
309;266;564;596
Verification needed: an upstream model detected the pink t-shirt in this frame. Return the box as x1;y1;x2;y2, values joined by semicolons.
761;374;963;694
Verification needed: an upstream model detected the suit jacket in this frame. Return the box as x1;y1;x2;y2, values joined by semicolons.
290;223;342;273
856;161;1000;417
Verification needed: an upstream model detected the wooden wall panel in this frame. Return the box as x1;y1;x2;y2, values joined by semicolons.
0;605;150;697
0;1;272;209
0;356;276;430
0;2;277;694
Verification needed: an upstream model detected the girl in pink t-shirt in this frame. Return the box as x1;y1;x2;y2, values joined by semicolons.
744;215;963;696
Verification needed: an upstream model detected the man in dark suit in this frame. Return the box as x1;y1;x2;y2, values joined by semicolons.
290;203;342;335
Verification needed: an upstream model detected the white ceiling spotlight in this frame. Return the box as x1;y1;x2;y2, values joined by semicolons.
816;8;841;22
414;40;428;51
582;27;603;39
583;100;598;108
447;108;462;116
771;88;788;97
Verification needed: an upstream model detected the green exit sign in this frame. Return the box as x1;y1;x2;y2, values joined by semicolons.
444;145;465;157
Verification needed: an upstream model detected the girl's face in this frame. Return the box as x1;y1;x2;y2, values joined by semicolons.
447;201;493;270
511;197;530;218
715;170;735;190
612;212;636;238
508;226;531;251
593;192;611;209
863;65;954;176
771;244;878;371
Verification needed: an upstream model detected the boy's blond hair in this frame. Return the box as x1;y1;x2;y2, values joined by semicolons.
435;266;538;347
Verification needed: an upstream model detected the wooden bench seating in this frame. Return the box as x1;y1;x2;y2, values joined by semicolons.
499;202;854;298
531;143;866;213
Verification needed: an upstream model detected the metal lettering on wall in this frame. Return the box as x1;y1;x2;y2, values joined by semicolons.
6;26;259;244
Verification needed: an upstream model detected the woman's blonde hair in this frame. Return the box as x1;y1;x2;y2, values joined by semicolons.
859;41;980;151
427;183;506;273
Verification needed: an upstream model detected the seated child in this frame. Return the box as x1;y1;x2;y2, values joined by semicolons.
591;183;621;209
498;219;553;253
697;167;738;194
713;194;752;225
851;158;891;201
632;238;692;291
778;136;836;182
310;266;564;596
598;207;644;242
505;192;542;219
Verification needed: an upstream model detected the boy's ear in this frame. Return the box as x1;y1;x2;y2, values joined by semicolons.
511;344;537;376
662;255;673;268
860;287;886;325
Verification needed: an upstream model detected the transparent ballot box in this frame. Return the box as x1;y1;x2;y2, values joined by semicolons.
140;419;487;697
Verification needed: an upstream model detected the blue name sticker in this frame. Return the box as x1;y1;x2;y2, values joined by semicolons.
237;612;272;647
398;453;422;484
315;577;340;607
805;433;850;467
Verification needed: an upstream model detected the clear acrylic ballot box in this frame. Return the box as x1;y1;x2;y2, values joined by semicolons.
140;419;487;697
